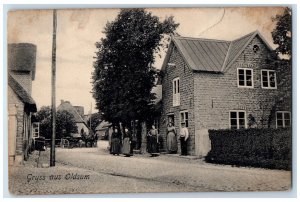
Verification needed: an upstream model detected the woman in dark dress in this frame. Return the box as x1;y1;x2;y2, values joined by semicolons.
122;127;132;157
110;128;121;155
147;125;159;157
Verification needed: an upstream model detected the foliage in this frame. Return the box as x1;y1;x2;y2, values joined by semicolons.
205;128;292;170
86;112;103;133
92;8;179;127
267;8;292;127
272;7;292;58
35;106;78;139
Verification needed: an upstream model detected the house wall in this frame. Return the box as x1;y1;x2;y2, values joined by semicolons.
160;46;195;155
161;35;291;157
194;36;285;129
193;36;290;156
77;123;89;135
8;86;26;165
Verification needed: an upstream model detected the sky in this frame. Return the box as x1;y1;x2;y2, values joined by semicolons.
7;7;285;114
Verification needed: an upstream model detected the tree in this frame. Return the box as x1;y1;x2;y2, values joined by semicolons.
272;7;292;58
35;106;78;139
267;8;292;127
92;8;179;128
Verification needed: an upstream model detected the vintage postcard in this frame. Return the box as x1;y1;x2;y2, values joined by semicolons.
7;7;292;195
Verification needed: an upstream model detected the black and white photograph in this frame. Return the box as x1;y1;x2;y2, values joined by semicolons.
6;6;292;195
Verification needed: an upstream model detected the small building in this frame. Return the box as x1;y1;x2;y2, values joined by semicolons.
95;121;112;140
57;100;90;135
159;31;291;156
8;43;37;165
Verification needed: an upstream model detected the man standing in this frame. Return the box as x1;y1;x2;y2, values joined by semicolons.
179;123;189;156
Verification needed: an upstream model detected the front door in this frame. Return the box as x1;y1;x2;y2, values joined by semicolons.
167;114;174;125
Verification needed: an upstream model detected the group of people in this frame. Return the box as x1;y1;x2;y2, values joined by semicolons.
109;121;189;157
166;122;189;156
110;127;133;157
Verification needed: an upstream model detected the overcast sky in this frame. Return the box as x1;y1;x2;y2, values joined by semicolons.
7;7;285;114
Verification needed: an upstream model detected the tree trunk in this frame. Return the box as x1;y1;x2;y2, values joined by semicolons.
140;122;147;154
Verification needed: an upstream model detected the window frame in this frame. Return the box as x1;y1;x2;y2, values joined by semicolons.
229;110;247;129
276;111;291;128
172;77;180;106
261;69;277;89
180;110;189;128
237;68;254;88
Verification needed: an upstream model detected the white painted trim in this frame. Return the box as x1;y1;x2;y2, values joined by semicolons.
237;68;254;88
180;110;189;128
276;111;291;129
167;63;176;67
261;69;277;89
172;77;180;106
229;110;247;129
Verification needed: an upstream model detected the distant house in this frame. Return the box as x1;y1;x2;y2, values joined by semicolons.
57;100;90;135
159;31;291;156
8;43;37;165
95;121;112;140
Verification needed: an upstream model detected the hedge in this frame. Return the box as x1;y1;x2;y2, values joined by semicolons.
205;128;291;170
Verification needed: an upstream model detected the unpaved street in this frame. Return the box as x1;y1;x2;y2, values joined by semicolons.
9;140;291;195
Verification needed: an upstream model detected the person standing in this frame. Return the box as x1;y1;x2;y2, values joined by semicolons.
166;122;177;153
147;125;159;157
110;128;121;155
122;127;132;157
179;123;189;156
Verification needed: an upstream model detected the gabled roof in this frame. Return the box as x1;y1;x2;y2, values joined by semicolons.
173;36;230;72
162;30;274;73
95;121;111;131
8;73;37;112
57;101;86;123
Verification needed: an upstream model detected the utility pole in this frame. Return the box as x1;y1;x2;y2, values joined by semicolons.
50;9;57;167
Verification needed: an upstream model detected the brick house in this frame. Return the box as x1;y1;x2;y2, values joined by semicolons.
159;31;291;156
8;43;37;165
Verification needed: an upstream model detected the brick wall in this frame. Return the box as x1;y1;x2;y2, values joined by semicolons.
160;46;195;155
161;35;291;156
193;35;288;132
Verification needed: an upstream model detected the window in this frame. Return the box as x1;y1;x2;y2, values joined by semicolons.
173;77;180;106
276;111;291;128
261;70;277;89
180;111;188;127
253;45;260;53
229;110;246;129
32;122;40;138
237;68;253;88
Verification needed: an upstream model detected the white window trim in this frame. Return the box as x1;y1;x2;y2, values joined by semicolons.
261;69;277;89
276;111;291;128
229;110;247;129
167;63;176;67
172;77;180;106
237;68;254;88
180;110;188;128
